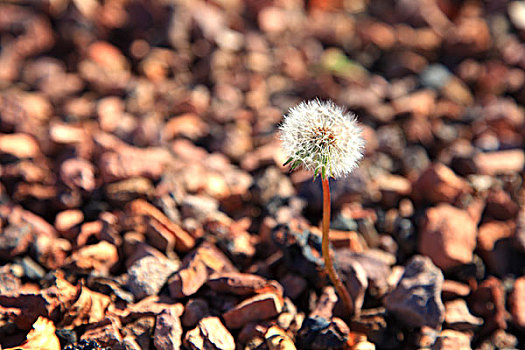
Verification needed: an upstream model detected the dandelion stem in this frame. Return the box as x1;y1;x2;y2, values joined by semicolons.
321;177;354;317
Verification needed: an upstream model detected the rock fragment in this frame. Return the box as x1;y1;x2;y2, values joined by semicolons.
413;163;470;204
418;204;477;270
153;306;184;350
184;316;235;350
223;292;284;329
384;255;444;329
509;276;525;329
444;299;483;331
126;254;180;300
473;149;524;175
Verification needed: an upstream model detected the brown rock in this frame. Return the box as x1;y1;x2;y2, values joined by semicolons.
105;177;154;203
81;317;123;347
431;329;471;350
335;253;368;317
374;173;412;207
0;133;41;159
468;276;508;333
0;264;22;294
60;158;96;192
184;316;235;350
509;276;525;329
473;150;525;175
182;298;209;328
442;280;470;300
419;204;477;270
297;315;350;350
392;89;436;117
154;306;183;350
130;199;195;253
265;325;296;350
121;316;155;350
413;163;470;204
444;299;483;331
310;286;338;319
168;242;237;298
484;189;519;220
54;210;84;238
384;255;444;329
280;273;308;300
65;241;118;274
49;122;88;145
99;147;173;183
126;296;184;319
477;220;515;274
163;113;209;141
207;272;269;296
97;96;125;133
223;292;284;329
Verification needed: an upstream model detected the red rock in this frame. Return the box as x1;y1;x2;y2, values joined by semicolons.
473;150;524;175
223;292;284;329
419;204;477;270
509;277;525;329
484;189;519;220
413;163;470;204
207;272;269;296
468;277;508;333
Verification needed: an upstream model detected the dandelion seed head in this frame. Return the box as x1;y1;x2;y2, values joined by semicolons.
279;99;365;179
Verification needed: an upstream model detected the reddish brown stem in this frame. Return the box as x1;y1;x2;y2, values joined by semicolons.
321;177;354;317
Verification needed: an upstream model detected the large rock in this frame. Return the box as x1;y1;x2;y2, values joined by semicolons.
384;255;445;329
418;204;477;270
127;255;180;300
413;163;470;204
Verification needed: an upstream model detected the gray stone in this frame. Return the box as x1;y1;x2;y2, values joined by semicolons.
384;255;445;329
154;306;183;350
127;255;180;300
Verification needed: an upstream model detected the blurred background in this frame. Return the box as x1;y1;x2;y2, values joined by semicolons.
0;0;524;348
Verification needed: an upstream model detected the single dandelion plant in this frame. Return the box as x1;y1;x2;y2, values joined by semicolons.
280;99;365;316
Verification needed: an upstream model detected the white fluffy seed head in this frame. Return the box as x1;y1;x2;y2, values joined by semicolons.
279;99;365;179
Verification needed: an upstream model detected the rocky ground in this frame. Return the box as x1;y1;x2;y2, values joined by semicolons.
0;0;524;349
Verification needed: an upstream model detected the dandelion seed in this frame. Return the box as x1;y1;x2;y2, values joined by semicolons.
279;99;365;179
279;99;366;317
